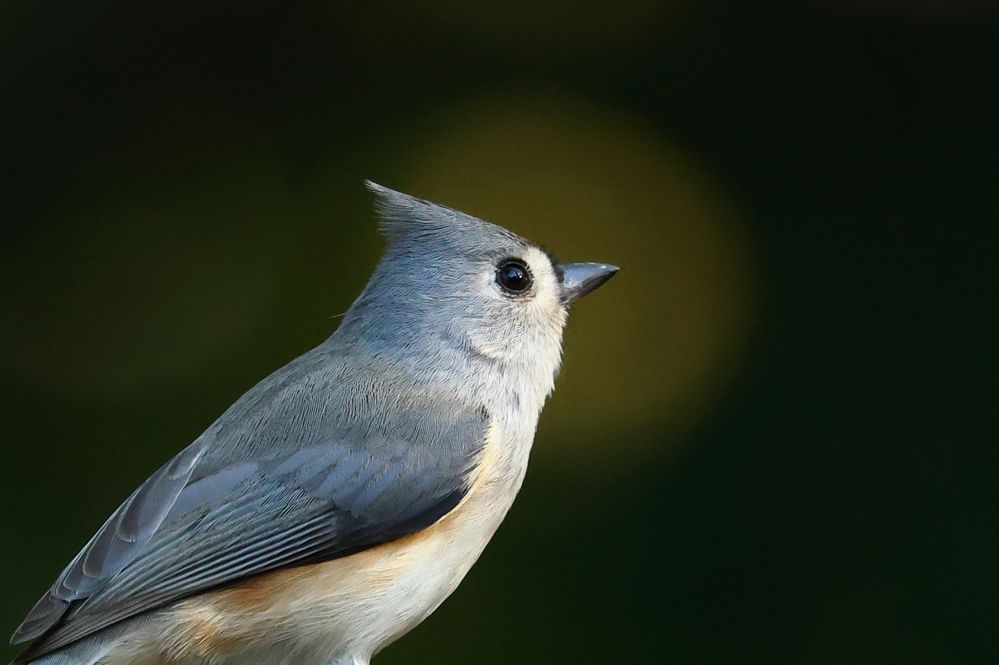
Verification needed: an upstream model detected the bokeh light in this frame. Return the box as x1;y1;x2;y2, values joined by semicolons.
399;90;757;462
2;3;997;664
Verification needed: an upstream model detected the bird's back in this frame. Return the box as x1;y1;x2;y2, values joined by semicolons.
13;339;492;663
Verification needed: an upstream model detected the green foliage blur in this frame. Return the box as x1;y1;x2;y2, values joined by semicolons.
2;1;997;663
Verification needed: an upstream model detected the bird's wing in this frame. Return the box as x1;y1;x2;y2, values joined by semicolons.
10;437;208;647
12;394;488;659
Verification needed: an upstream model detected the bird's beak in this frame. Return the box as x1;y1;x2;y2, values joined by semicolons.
560;263;620;305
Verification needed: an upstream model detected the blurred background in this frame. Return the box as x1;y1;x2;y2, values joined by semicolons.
1;1;997;663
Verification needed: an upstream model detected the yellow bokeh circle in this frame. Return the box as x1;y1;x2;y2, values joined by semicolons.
400;90;758;461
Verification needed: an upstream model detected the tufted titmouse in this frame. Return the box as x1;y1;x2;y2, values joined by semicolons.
10;182;618;665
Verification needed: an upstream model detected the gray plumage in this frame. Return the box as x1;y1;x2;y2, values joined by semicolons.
10;182;618;665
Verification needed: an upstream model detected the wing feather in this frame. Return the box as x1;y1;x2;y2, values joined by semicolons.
12;348;488;661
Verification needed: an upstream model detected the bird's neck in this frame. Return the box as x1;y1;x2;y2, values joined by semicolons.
327;316;561;425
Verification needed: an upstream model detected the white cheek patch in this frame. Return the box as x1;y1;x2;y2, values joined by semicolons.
465;248;567;392
522;247;561;315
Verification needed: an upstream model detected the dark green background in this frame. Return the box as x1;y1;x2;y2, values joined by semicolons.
2;1;997;663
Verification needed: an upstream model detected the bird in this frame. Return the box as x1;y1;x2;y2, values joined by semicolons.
9;181;619;665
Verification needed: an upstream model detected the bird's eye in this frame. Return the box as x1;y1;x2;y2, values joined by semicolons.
496;259;533;294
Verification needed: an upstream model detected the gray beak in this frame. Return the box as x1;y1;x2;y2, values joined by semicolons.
560;262;620;304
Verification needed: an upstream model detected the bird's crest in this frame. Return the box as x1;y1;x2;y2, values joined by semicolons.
364;180;521;247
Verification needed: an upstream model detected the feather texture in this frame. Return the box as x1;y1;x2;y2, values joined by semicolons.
13;344;487;660
10;182;586;665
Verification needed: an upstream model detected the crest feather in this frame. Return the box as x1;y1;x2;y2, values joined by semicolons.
363;180;522;247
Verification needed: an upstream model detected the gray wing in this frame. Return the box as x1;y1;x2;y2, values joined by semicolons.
10;438;207;647
12;352;488;659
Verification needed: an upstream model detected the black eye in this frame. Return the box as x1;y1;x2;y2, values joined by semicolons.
496;259;533;294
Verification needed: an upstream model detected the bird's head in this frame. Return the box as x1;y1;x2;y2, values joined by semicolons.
337;182;618;404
